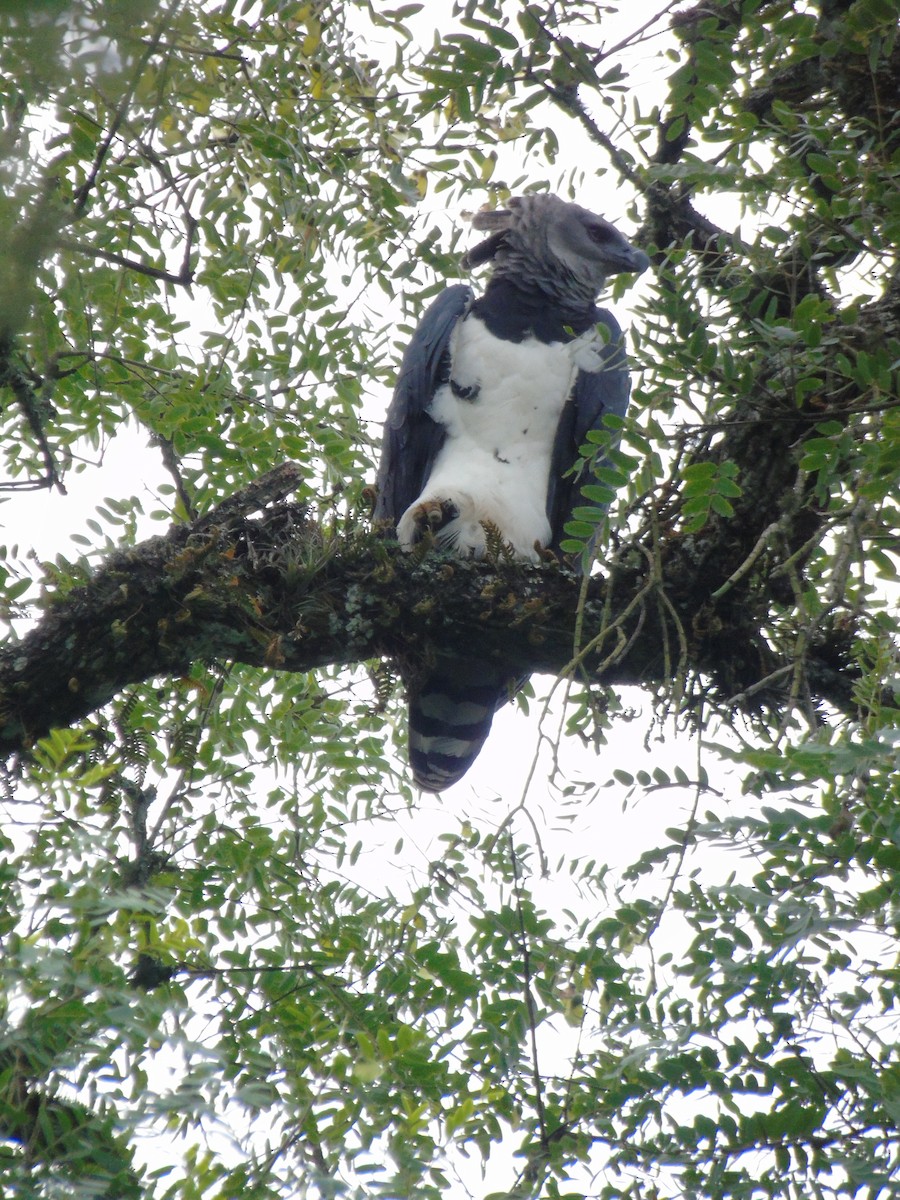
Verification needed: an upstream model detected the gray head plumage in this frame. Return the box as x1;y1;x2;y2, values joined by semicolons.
462;193;649;307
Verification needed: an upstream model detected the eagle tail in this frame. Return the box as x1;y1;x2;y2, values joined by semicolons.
408;659;514;792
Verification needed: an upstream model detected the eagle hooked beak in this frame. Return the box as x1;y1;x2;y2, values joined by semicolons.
601;241;650;277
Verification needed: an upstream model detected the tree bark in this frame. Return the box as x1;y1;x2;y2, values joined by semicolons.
1;452;859;759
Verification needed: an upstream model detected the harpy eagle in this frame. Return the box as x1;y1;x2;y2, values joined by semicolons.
375;193;649;792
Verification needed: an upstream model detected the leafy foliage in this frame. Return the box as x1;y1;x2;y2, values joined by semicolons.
1;1;899;1198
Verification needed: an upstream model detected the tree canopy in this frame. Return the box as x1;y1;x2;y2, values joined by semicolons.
1;1;899;1197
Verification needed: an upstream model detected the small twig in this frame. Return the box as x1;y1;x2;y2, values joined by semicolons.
58;237;194;286
655;583;690;698
724;663;795;708
826;494;871;610
155;434;198;521
535;76;645;186
644;721;705;991
711;518;783;598
145;665;230;850
494;794;549;878
601;0;684;61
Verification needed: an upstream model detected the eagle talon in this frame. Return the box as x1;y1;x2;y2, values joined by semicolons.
409;498;459;543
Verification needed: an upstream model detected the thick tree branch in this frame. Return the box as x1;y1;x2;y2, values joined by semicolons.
0;451;861;760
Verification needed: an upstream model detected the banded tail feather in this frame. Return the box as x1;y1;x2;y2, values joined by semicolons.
408;660;513;793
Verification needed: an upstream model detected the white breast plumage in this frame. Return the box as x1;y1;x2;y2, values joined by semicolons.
395;315;595;559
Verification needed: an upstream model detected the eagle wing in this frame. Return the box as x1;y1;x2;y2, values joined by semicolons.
546;308;631;551
374;284;473;527
374;283;507;793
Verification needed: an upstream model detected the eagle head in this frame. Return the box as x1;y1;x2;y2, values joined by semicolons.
463;193;649;303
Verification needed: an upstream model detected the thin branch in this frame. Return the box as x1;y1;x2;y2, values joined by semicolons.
71;8;176;217
58;236;194;286
154;433;198;520
712;518;784;599
0;342;65;493
534;75;645;187
145;665;230;849
600;0;685;62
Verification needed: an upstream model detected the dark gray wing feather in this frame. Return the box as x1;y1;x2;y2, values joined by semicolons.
546;308;631;551
374;284;473;527
374;283;504;792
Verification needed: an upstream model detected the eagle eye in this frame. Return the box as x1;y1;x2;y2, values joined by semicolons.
587;223;615;245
